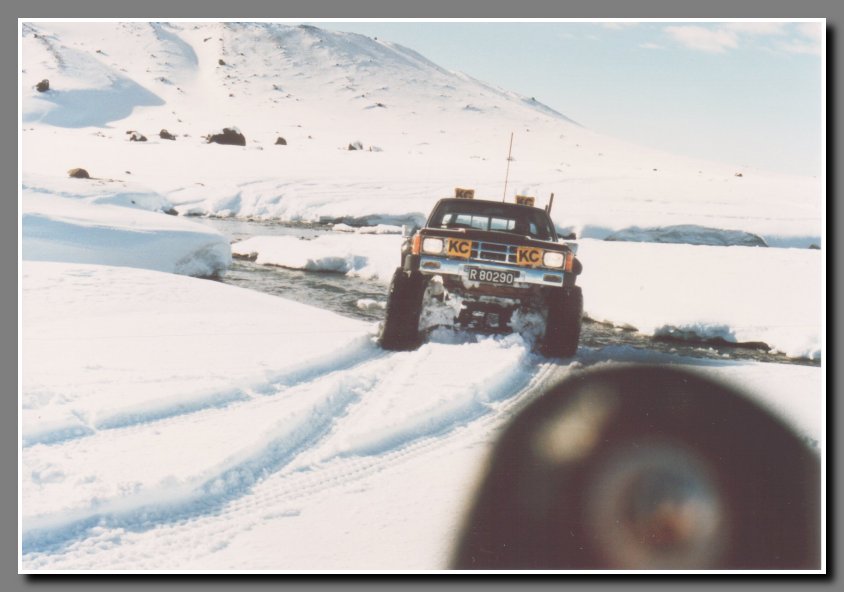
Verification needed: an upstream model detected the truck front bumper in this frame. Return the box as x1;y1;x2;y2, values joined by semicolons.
416;255;566;288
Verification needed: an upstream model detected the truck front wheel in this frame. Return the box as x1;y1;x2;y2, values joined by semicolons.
378;268;427;351
542;286;583;358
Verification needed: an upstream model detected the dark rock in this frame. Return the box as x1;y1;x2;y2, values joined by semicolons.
809;244;820;250
348;141;363;151
68;168;90;179
35;79;50;92
275;137;287;145
218;58;226;66
605;224;768;248
206;127;246;146
128;132;148;142
159;129;177;140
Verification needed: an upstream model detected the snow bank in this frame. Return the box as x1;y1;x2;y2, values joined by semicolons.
22;191;231;277
577;239;822;359
232;233;401;281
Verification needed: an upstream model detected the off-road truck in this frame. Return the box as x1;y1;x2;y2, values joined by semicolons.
378;189;583;357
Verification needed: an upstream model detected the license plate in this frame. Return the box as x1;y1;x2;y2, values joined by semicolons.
467;267;517;285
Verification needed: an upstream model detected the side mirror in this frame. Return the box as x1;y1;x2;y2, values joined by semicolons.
402;224;419;238
451;365;820;570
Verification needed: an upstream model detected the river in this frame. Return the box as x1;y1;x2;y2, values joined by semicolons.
192;217;818;367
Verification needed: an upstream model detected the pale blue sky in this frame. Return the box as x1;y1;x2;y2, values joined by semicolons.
314;20;823;177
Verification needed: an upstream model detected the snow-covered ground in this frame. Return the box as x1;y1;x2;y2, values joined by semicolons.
19;22;824;572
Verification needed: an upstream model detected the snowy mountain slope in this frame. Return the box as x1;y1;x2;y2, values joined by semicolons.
21;21;821;246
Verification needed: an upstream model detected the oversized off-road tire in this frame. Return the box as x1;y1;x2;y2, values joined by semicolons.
452;366;820;570
542;286;583;358
378;268;427;351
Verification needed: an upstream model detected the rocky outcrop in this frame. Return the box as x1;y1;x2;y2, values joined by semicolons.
206;127;246;146
67;168;90;179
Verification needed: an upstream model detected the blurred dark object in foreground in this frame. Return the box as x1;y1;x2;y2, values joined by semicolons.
452;365;820;570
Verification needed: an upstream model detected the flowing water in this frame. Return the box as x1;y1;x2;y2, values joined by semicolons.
192;217;819;367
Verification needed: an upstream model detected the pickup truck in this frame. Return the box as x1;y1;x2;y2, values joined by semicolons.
378;189;583;357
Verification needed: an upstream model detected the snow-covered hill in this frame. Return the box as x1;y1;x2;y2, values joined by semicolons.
22;21;821;246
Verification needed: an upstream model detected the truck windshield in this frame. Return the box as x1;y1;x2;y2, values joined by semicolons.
429;200;556;241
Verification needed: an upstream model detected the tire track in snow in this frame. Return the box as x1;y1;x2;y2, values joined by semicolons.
201;355;569;569
21;347;393;556
23;339;574;569
22;334;382;449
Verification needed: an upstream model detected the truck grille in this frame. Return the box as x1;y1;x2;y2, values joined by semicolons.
470;241;518;264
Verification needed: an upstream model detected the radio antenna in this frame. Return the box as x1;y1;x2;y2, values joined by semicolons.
502;132;514;202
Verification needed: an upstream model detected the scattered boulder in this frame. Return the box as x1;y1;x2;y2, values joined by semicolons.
159;129;176;140
348;141;364;151
809;244;820;250
67;168;90;179
206;127;246;146
128;131;148;142
275;136;287;145
35;79;50;92
735;172;744;178
218;58;226;66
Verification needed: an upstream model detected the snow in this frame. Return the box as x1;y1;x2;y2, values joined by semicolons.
576;239;822;360
230;232;821;360
22;191;231;277
19;21;824;572
231;233;398;280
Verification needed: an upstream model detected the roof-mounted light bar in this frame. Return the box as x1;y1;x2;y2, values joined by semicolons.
455;187;475;199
